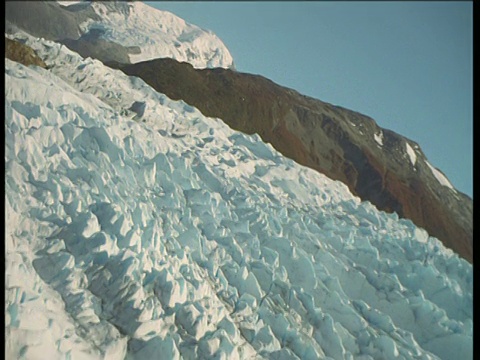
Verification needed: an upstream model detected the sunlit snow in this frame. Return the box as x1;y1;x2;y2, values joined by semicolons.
374;131;383;146
406;142;417;166
426;161;456;191
5;33;472;360
75;1;234;68
57;1;84;6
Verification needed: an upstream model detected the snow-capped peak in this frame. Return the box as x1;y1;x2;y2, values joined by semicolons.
79;1;234;68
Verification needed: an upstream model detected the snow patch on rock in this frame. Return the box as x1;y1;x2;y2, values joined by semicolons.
374;131;383;146
79;1;234;69
406;142;417;166
426;161;456;191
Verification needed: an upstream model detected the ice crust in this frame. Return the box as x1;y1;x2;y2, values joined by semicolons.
5;34;473;360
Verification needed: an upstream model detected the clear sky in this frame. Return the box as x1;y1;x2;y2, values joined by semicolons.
146;1;473;198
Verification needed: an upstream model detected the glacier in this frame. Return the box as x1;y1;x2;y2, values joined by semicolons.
5;33;473;360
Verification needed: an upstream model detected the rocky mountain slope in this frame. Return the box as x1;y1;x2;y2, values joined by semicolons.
108;58;473;263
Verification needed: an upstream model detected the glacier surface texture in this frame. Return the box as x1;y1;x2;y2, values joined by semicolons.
4;33;472;360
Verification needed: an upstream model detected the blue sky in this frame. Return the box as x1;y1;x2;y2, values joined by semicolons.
147;1;473;198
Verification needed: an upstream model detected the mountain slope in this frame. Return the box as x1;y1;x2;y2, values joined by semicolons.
107;58;473;263
5;32;473;360
6;1;471;265
5;1;234;69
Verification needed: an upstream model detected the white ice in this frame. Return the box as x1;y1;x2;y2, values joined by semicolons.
374;131;383;146
56;1;84;7
406;142;417;167
5;33;472;360
425;161;455;191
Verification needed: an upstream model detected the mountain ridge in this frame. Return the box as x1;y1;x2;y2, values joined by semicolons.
106;57;473;263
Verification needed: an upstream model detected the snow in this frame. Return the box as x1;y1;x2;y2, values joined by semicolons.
426;161;456;191
374;131;383;146
74;1;234;69
406;142;417;166
56;1;83;6
5;32;472;360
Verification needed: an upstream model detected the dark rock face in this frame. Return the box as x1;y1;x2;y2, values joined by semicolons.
5;1;97;41
5;37;47;68
110;58;472;263
5;1;135;65
59;36;138;65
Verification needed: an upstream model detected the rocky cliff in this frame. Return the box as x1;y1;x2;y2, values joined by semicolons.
5;37;47;68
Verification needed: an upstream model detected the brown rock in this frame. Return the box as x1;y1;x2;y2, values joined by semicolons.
5;37;47;68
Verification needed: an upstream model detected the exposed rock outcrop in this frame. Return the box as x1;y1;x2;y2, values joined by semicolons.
5;37;47;68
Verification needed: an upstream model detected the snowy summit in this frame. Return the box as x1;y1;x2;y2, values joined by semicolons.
7;1;234;69
77;1;234;68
